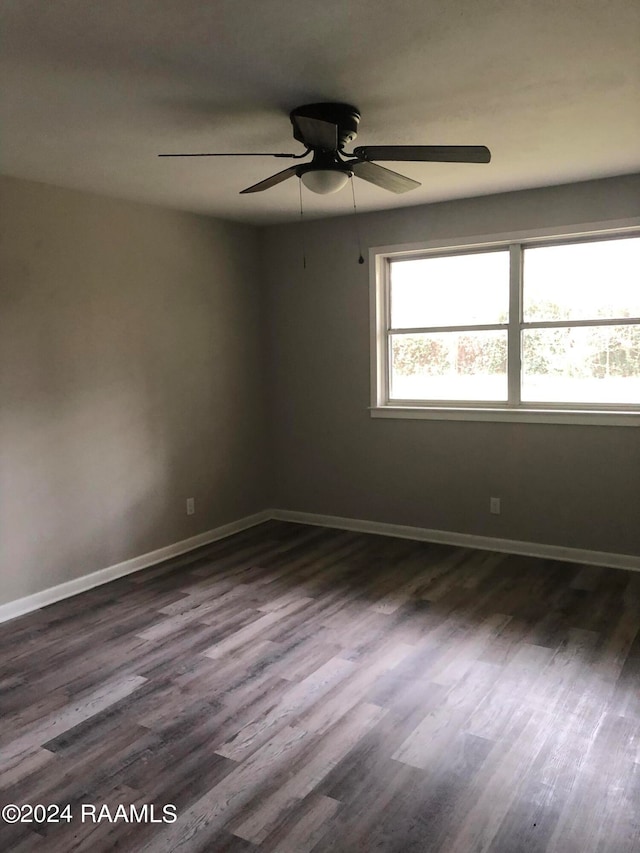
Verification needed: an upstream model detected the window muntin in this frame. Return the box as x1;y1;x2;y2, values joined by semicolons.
378;232;640;414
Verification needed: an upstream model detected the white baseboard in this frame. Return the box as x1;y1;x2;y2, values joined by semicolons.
271;509;640;573
0;510;272;625
3;506;638;625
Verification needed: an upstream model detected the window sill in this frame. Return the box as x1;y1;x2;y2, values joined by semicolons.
370;406;640;426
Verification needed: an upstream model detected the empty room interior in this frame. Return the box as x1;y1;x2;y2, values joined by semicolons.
1;2;640;851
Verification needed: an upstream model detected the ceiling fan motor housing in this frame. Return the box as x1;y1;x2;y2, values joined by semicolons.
290;103;360;149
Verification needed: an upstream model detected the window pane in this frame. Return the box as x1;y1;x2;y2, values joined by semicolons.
522;324;640;404
523;237;640;322
390;251;509;328
390;331;508;401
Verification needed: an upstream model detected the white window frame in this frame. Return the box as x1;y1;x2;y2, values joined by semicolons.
370;219;640;426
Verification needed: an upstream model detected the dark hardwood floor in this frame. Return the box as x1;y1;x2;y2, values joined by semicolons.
1;521;639;852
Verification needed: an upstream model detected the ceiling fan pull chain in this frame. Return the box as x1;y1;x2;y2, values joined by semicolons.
298;178;307;269
350;176;365;264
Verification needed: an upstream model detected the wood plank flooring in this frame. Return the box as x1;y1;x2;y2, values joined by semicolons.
1;521;640;852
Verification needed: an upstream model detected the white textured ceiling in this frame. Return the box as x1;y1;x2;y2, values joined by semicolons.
1;0;639;224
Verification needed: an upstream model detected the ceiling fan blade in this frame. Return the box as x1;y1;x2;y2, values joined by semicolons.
292;116;338;151
351;160;420;194
239;165;299;194
353;145;491;163
158;152;301;158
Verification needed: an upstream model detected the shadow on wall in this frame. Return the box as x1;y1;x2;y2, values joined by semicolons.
0;382;171;604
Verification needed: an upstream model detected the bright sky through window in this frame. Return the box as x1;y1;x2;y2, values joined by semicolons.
524;237;640;321
390;251;509;329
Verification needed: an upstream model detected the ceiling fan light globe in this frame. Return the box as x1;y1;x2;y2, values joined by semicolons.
300;169;349;194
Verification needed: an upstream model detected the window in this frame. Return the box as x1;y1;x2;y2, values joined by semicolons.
371;228;640;425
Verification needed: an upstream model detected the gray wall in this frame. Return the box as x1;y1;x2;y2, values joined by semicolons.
2;173;639;609
0;176;268;606
263;174;640;557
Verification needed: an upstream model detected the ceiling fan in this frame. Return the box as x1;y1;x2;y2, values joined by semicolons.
159;102;491;195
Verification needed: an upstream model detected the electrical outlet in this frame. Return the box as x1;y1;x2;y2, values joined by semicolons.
186;497;195;516
490;497;501;515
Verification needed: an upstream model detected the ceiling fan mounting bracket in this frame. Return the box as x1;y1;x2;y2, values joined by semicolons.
290;103;361;149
